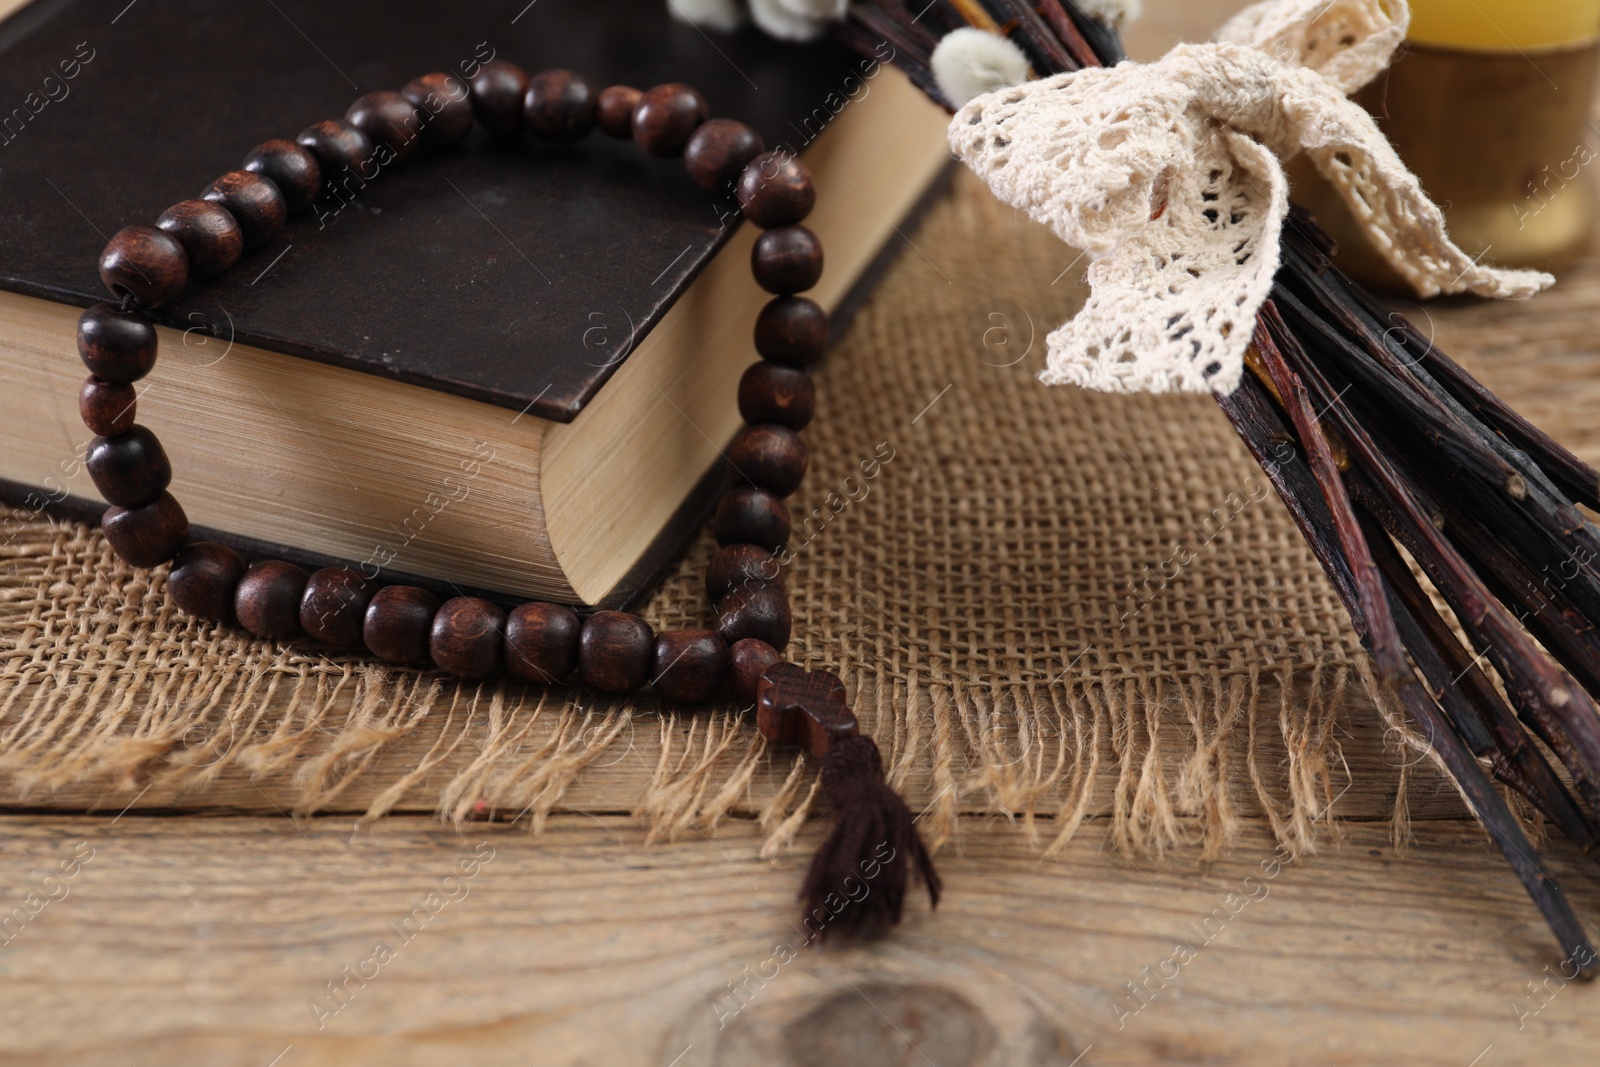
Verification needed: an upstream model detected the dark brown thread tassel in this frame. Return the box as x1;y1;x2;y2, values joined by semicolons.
757;663;940;937
801;735;941;939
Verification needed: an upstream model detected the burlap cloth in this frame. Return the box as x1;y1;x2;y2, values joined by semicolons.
0;171;1405;859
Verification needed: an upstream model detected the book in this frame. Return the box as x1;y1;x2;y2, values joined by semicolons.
0;0;951;608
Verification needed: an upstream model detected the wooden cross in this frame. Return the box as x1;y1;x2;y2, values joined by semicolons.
755;663;859;758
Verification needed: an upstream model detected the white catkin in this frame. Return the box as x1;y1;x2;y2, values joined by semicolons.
1075;0;1144;29
666;0;748;32
770;0;847;19
748;0;830;40
946;0;1549;397
930;28;1031;109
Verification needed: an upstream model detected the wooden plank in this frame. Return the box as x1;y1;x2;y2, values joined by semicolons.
0;813;1591;1066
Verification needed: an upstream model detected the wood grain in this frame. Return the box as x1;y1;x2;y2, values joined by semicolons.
0;814;1592;1066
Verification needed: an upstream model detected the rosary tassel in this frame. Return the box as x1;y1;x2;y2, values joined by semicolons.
800;734;941;938
757;663;940;937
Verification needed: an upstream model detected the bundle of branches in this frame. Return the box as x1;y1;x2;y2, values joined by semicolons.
833;0;1600;971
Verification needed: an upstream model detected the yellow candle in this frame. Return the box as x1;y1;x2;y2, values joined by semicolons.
1408;0;1600;49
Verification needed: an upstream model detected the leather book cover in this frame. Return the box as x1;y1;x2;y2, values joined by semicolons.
0;0;944;610
0;0;872;421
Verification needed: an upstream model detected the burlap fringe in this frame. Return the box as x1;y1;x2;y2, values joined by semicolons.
0;568;1357;863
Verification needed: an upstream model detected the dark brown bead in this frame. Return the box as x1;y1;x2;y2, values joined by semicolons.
98;225;188;307
716;585;793;652
651;630;727;703
630;82;708;158
504;601;581;683
167;541;248;623
431;596;506;679
103;492;188;569
728;424;809;497
363;585;440;666
200;171;287;250
714;487;790;551
79;377;137;436
469;60;530;137
295;120;374;183
751;225;823;294
738;361;815;430
754;296;828;367
728;638;782;703
578;611;654;694
596;84;641;138
234;559;309;640
87;425;171;507
524;69;596;142
684;118;764;192
77;302;157;383
156;199;243;277
299;566;375;648
346;91;424;162
706;543;783;604
244;139;322;212
402;73;475;150
737;151;816;228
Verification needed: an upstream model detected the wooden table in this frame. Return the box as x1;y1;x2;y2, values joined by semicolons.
4;2;1600;1064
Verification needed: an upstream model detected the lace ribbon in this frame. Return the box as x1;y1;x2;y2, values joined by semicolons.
948;0;1552;396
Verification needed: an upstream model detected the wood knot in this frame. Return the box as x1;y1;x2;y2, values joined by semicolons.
781;983;994;1067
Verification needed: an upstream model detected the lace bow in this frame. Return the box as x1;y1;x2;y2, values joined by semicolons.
948;0;1552;395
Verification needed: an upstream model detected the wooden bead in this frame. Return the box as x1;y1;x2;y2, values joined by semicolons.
363;585;440;666
728;638;782;703
504;601;581;683
401;73;474;150
651;630;727;703
524;69;596;142
156;199;243;277
79;377;137;436
684;118;764;192
76;300;156;383
98;225;187;308
469;60;530;136
737;151;816;228
167;541;248;623
578;611;654;694
716;585;792;651
754;296;828;367
596;85;641;138
755;663;857;756
631;82;708;158
299;566;375;648
738;361;815;430
201;170;287;250
102;492;188;569
77;302;156;383
295;120;374;182
234;559;308;640
346;91;423;162
706;543;783;604
87;425;171;507
728;424;809;497
244;139;322;212
751;226;822;294
714;487;790;551
431;596;506;679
